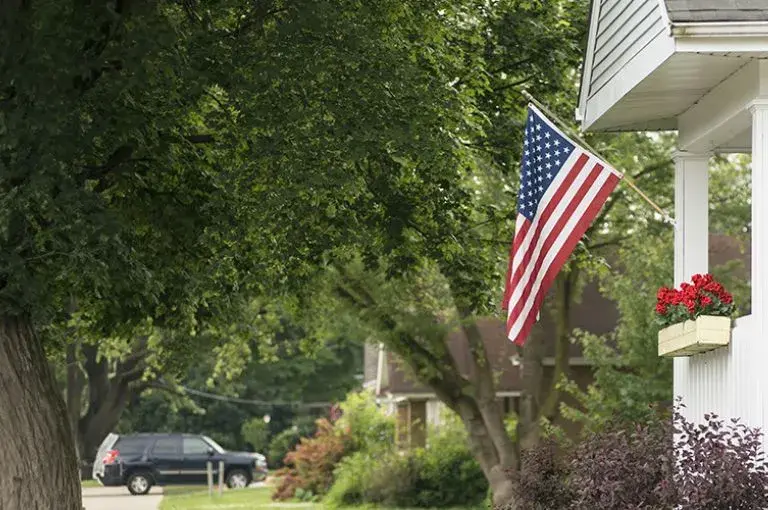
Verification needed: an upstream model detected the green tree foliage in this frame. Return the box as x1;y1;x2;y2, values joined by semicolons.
563;232;675;430
241;418;270;454
117;321;361;453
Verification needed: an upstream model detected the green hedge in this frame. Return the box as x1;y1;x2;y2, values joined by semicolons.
325;414;487;508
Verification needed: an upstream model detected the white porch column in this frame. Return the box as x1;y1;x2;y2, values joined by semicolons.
751;101;768;333
751;101;768;431
672;151;710;414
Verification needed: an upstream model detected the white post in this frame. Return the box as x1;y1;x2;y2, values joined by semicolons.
207;461;213;497
672;151;710;421
218;460;225;496
751;99;768;441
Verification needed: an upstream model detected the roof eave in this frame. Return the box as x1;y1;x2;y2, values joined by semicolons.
671;20;768;38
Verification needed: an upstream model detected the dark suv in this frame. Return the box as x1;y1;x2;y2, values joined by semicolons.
92;433;268;495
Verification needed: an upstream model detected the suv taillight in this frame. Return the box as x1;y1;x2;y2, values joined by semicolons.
103;449;119;465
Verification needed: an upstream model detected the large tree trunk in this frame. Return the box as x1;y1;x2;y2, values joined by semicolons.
76;341;148;462
454;396;518;508
540;271;576;421
0;315;82;510
78;390;131;463
459;317;519;507
66;341;84;462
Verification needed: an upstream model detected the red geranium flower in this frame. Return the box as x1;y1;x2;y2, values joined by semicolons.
655;274;735;327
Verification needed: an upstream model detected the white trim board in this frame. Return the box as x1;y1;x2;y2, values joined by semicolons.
380;391;523;402
578;0;603;123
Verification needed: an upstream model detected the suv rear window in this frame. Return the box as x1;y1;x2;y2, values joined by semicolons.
114;437;150;455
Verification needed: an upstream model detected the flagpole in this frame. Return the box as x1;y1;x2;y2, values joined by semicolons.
521;90;676;227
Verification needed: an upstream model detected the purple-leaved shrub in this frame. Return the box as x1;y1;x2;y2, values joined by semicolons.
506;403;768;510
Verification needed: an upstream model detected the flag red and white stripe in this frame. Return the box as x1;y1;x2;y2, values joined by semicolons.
502;105;622;345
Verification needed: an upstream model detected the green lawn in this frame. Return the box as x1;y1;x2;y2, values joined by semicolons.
80;480;101;489
160;486;320;509
159;485;484;510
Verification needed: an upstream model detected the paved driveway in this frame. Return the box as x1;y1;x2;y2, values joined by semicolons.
82;486;163;510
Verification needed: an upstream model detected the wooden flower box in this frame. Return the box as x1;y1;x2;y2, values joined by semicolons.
658;315;732;357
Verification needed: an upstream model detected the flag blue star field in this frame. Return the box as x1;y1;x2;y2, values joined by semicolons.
502;105;622;346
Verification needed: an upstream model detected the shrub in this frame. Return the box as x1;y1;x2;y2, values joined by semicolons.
273;418;352;501
326;413;486;508
267;427;300;468
267;416;320;468
241;417;269;454
675;412;768;509
411;418;487;507
335;390;394;450
323;451;374;507
325;449;417;507
514;405;768;510
569;418;676;509
513;439;574;510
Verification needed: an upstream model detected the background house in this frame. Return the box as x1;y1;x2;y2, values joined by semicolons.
363;278;617;449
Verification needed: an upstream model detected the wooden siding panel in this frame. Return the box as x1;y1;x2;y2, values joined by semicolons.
589;0;664;98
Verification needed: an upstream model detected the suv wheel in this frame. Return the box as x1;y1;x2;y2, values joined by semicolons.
126;472;153;495
226;469;250;489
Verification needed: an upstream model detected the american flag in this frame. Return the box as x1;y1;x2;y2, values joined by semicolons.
502;105;622;346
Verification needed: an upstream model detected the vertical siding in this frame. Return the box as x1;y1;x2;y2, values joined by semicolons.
590;0;665;97
677;316;763;436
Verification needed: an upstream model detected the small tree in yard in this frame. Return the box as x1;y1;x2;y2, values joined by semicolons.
273;419;352;501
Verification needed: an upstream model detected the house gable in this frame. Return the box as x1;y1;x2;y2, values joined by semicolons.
590;0;667;100
579;0;675;131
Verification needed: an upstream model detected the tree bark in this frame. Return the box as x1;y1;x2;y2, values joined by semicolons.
459;316;519;506
462;318;519;467
0;314;82;510
65;341;84;461
540;271;575;421
517;323;545;454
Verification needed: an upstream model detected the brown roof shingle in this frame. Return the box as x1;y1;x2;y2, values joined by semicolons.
664;0;768;22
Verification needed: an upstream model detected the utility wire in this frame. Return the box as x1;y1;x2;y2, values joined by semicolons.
152;380;334;409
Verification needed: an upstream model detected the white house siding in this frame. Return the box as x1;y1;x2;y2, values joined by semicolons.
590;0;666;98
677;316;763;440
